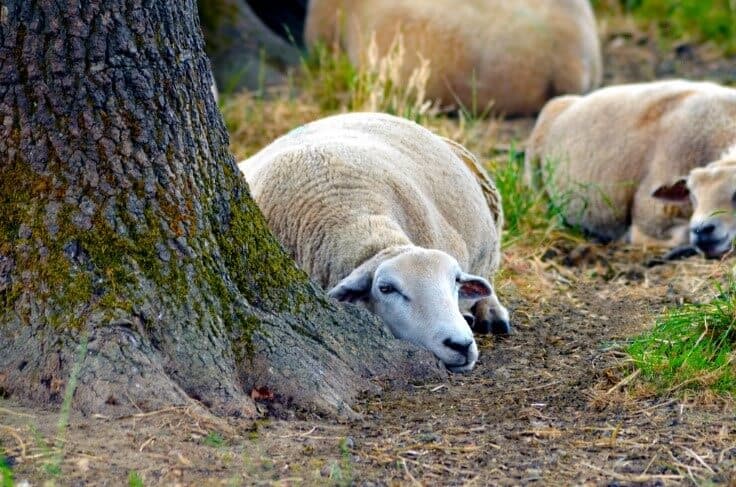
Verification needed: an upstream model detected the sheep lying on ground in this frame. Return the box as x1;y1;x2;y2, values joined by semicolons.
239;112;510;372
525;80;736;258
305;0;602;116
686;147;736;257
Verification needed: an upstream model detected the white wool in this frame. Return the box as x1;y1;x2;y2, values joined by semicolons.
305;0;601;115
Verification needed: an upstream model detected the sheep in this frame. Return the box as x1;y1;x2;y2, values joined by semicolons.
525;80;736;257
685;146;736;257
304;0;602;116
238;112;510;372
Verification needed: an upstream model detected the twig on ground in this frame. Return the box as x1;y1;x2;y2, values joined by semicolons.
642;453;658;475
582;462;684;482
139;437;156;452
401;458;421;486
0;425;27;459
278;426;318;439
117;407;186;420
0;407;35;418
680;446;715;473
605;369;641;395
633;398;678;415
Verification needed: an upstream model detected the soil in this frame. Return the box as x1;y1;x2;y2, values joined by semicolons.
2;25;736;487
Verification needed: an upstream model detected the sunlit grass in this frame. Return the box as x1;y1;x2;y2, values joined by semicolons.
629;281;736;395
594;0;736;53
223;32;439;161
488;150;583;250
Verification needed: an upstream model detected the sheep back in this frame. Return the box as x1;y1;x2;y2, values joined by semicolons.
240;112;503;288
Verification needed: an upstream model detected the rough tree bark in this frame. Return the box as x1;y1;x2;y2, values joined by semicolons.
0;0;442;418
198;0;301;94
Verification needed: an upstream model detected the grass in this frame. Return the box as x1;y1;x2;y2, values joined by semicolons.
629;281;736;394
488;150;576;247
224;30;440;162
0;453;12;487
594;0;736;53
301;33;437;121
128;470;144;487
203;431;226;448
40;336;88;479
328;437;354;487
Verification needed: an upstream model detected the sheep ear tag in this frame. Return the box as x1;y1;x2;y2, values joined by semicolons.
651;179;689;202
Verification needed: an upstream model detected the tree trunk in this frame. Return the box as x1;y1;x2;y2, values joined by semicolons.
0;0;442;418
198;0;301;94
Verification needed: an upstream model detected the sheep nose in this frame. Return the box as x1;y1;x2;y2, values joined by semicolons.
692;222;716;236
443;338;473;357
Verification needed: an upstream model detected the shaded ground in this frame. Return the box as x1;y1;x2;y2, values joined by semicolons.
3;23;736;487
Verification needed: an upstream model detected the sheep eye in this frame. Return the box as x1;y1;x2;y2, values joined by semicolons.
378;284;396;294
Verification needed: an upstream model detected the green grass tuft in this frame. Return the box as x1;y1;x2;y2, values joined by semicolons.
0;454;12;487
327;437;354;487
594;0;736;53
629;281;736;394
300;35;437;122
128;470;144;487
203;431;226;448
488;150;576;247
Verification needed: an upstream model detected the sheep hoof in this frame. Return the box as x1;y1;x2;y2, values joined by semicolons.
473;318;512;336
645;245;700;267
664;244;700;261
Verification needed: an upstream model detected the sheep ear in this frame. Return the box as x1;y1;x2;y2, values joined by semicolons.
328;269;373;303
458;273;492;300
652;179;689;202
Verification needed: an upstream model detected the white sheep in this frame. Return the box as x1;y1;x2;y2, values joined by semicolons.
686;146;736;257
525;80;736;257
239;112;510;372
304;0;602;116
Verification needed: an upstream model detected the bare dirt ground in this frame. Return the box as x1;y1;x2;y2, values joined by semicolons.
3;26;736;487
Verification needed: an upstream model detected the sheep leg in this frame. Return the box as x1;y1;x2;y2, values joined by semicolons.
470;293;511;336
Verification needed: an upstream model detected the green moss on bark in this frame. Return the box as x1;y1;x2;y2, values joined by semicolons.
218;191;313;311
0;160;192;329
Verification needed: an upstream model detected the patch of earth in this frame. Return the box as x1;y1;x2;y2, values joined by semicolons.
2;246;734;485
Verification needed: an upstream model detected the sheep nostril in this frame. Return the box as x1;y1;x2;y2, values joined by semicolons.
443;338;472;357
693;223;716;236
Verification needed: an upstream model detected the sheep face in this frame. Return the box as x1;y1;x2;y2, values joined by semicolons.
329;249;489;373
685;159;736;258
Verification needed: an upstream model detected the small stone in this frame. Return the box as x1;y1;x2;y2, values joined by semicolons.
18;224;32;239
